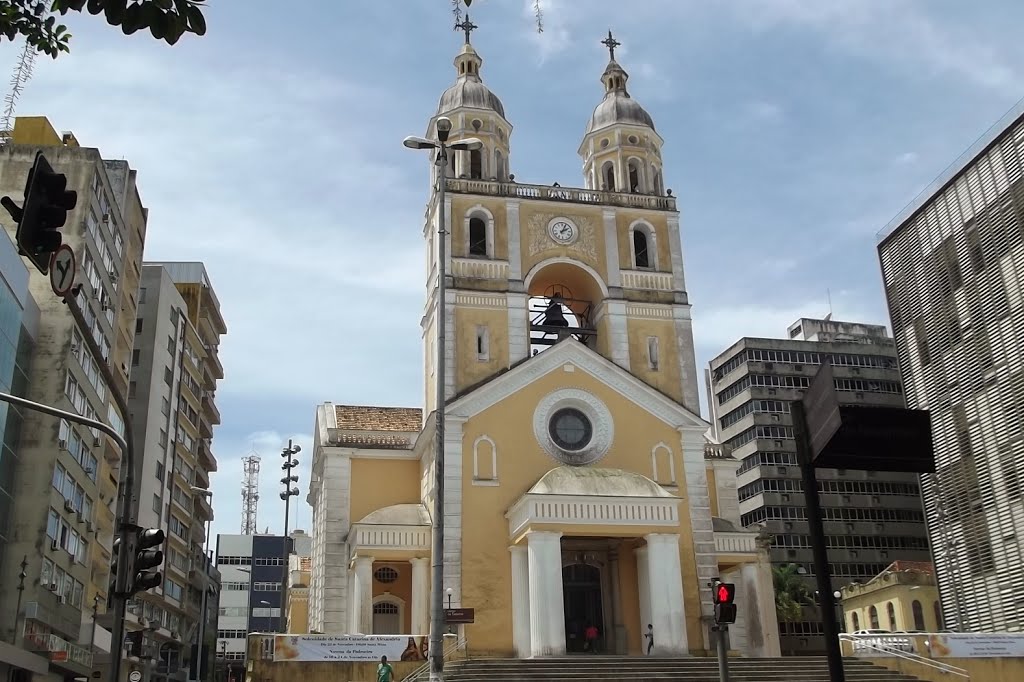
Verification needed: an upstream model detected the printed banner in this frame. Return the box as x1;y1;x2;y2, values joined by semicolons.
273;635;429;662
928;633;1024;658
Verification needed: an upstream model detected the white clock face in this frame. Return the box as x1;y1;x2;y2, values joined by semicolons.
550;220;576;244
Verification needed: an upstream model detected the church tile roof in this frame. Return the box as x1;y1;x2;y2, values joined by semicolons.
334;405;422;432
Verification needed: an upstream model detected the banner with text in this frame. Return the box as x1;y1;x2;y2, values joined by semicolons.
273;635;429;662
928;634;1024;658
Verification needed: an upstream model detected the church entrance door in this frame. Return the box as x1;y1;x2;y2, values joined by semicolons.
562;563;604;653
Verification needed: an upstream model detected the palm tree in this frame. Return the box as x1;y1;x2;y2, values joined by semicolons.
773;563;815;622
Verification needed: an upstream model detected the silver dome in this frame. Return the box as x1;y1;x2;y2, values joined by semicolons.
586;94;655;134
437;80;506;118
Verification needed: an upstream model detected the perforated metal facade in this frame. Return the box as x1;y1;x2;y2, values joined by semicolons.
878;108;1024;633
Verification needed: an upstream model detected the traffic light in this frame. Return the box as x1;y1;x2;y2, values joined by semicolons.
108;535;122;608
0;151;77;275
133;528;165;594
713;581;737;624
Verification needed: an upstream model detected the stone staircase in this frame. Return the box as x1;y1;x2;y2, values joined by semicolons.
441;655;925;681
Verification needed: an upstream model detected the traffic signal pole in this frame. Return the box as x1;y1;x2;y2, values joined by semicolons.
714;625;730;682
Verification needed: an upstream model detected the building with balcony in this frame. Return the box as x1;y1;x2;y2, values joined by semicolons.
706;317;932;654
0;116;146;678
877;98;1024;633
126;262;224;682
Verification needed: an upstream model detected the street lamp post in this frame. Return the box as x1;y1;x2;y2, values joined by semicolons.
279;440;301;633
403;118;483;682
190;486;214;682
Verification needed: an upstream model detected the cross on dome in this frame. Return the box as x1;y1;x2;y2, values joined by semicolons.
455;13;478;44
601;30;621;61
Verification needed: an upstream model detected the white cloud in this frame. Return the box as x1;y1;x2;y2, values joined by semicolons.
732;0;1023;94
523;0;572;63
747;100;785;121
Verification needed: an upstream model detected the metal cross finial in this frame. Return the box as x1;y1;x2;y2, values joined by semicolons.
601;30;621;61
455;13;478;44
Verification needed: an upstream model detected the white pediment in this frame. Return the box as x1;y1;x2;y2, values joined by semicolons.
447;338;708;432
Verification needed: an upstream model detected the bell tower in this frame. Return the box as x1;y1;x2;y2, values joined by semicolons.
420;26;700;416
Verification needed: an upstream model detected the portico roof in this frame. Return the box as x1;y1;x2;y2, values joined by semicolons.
529;466;673;498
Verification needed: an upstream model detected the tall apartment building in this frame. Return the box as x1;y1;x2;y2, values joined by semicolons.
215;533;291;681
0;117;147;678
125;262;224;682
878;99;1024;632
706;318;931;653
0;216;44;681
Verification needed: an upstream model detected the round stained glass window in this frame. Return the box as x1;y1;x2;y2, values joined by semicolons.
548;408;593;451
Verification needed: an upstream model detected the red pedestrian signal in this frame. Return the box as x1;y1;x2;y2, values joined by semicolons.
714;582;735;604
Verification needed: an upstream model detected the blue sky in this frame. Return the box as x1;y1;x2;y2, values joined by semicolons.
2;0;1023;542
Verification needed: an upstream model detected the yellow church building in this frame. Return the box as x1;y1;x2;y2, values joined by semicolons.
307;22;780;659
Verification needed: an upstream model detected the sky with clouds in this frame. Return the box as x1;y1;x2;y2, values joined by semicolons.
1;0;1022;543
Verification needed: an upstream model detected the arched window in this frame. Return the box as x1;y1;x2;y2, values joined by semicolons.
652;167;663;195
469;217;487;256
469;149;483;179
628;159;642;193
868;605;879;629
473;435;497;483
933;601;942;630
633;230;650;269
887;602;897;630
912;600;925;631
851;611;860;631
602;162;615;191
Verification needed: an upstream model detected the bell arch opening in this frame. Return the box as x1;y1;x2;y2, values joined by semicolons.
525;260;605;356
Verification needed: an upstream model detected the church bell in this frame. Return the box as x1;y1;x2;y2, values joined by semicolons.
543;296;570;327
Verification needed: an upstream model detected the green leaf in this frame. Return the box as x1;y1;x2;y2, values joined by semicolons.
86;0;103;16
155;0;172;9
104;0;126;26
121;2;141;31
185;3;204;35
149;10;167;39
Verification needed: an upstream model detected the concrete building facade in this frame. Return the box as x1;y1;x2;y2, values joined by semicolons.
123;262;224;682
0;117;147;679
878;99;1024;632
214;534;291;681
706;318;931;653
0;204;45;682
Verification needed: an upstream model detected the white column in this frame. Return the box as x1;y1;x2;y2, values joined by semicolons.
644;534;687;655
352;556;374;634
507;200;522;281
604;300;630;369
507;292;529;365
635;546;651;652
602;208;621;287
527;531;565;657
410;557;430;636
509;545;531;658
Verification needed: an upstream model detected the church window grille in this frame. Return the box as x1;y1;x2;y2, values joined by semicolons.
633;230;650;268
373;601;399;615
374;567;399;584
628;159;643;193
469;217;488;256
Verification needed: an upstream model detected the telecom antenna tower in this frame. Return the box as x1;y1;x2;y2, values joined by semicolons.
241;450;261;534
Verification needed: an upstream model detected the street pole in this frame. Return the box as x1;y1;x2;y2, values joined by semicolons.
715;625;730;682
279;440;300;633
428;134;449;682
11;555;27;644
190;488;214;682
792;401;845;682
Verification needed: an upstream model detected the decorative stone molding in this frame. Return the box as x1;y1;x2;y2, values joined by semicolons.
453;290;507;309
621;270;674;291
714;531;758;554
451;258;509;281
527;211;598;262
350;524;431;553
506;493;680;538
532;389;614;466
448;339;708;433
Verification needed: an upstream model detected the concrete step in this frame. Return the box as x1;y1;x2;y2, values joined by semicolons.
441;657;923;682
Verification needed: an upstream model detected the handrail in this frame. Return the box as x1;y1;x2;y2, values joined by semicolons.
401;634;466;682
838;634;970;678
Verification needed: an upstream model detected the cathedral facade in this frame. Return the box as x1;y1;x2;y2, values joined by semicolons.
307;25;780;659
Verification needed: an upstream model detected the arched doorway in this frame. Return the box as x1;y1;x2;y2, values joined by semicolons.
373;600;401;634
562;563;604;653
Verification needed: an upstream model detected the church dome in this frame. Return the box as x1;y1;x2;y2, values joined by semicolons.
530;466;674;498
437;39;505;119
586;88;655;134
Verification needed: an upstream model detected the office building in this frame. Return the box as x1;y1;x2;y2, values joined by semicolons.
0;201;45;682
215;532;295;679
0;117;147;678
124;262;225;682
878;99;1024;632
706;318;931;653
